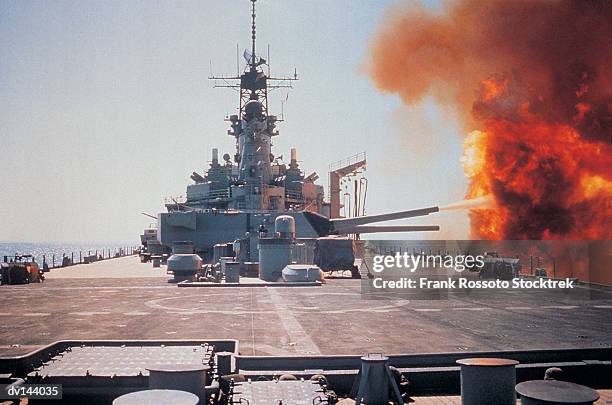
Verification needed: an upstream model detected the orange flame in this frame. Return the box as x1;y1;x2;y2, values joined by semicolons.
367;0;612;240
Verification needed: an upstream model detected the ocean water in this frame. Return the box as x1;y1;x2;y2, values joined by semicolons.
0;242;138;265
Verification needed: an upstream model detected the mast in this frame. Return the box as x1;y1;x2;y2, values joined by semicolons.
251;0;257;68
209;0;298;118
207;0;300;210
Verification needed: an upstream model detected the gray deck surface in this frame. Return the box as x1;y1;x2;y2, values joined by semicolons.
3;392;612;405
409;390;612;404
1;256;611;357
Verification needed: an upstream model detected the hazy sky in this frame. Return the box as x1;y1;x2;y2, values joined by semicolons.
0;0;467;243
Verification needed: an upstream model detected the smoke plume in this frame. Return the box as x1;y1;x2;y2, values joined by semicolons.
368;0;611;239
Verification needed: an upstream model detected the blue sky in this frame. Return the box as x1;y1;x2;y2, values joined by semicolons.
0;0;467;243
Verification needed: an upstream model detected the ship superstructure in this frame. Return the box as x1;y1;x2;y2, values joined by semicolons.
156;0;440;261
172;0;322;214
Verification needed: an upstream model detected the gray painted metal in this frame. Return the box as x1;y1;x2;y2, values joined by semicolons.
516;380;600;405
229;380;329;404
258;238;293;281
457;358;518;405
233;348;610;372
352;354;403;405
113;389;199;405
158;211;320;262
29;344;214;378
351;225;440;233
215;352;233;376
172;242;194;254
224;262;240;283
331;206;439;233
275;215;295;238
148;364;210;403
282;264;322;282
2;342;609;400
167;254;202;274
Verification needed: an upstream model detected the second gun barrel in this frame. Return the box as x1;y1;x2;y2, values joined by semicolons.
331;206;439;232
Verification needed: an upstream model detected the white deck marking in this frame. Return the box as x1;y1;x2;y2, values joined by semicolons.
593;305;612;309
145;293;412;315
250;290;256;356
414;308;442;312
123;311;151;316
0;313;13;316
267;288;321;355
541;305;578;310
69;311;111;316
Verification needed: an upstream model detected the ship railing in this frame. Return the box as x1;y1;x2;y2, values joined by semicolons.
163;196;187;205
328;151;367;172
284;189;304;201
10;246;141;270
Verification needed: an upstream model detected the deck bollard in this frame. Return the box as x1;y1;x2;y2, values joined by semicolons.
351;353;403;405
457;358;518;405
516;380;599;405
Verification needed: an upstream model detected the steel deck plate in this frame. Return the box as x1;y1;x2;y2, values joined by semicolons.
230;380;329;404
29;344;213;377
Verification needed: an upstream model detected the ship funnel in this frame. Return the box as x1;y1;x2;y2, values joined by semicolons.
212;148;219;164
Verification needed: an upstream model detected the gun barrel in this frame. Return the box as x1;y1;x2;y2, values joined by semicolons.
331;206;439;232
349;225;440;234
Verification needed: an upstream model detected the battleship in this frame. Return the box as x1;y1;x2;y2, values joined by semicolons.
151;1;441;265
0;1;610;404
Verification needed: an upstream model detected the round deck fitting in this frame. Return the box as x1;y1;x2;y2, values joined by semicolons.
457;357;519;405
147;363;211;402
113;389;199;405
457;358;519;367
516;380;599;405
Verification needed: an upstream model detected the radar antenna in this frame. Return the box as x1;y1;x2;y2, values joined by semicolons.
209;0;298;118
